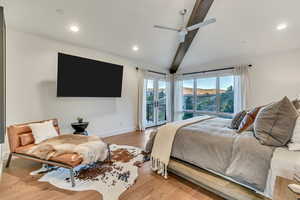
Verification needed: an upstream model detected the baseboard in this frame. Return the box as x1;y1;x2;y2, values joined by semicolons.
94;126;137;138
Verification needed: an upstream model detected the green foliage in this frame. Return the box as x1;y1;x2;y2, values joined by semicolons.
182;112;194;120
183;95;194;110
182;85;234;119
220;86;234;113
196;95;217;111
146;90;167;123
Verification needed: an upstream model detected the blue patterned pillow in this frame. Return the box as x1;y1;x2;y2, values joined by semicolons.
230;110;247;129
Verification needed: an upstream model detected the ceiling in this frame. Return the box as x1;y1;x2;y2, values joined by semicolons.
180;0;300;72
1;0;195;70
2;0;300;72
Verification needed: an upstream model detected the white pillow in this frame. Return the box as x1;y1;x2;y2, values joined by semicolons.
288;112;300;150
29;121;58;144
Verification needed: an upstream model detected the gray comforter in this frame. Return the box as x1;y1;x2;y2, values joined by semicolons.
148;118;275;191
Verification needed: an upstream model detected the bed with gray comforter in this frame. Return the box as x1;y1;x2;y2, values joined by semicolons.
149;117;275;192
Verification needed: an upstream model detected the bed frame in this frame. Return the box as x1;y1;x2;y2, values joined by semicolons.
168;158;271;200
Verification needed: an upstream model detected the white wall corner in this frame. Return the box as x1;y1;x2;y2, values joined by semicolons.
0;144;3;180
6;29;141;142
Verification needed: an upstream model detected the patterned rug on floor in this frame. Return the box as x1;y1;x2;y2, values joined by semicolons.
30;144;147;200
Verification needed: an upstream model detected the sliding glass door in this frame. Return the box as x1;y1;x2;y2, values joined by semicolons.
145;79;167;127
146;79;155;126
157;80;167;124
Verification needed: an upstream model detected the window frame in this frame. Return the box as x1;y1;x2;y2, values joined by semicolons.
181;75;234;118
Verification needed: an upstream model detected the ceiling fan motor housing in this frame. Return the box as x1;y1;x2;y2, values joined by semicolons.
180;9;187;15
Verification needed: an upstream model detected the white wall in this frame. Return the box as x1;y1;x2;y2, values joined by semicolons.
5;29;300;152
248;49;300;107
6;29;142;139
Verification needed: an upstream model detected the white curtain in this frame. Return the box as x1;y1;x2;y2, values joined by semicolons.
174;75;184;121
165;75;172;123
137;69;146;130
234;65;250;113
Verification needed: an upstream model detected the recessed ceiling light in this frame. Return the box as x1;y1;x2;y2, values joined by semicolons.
70;25;79;33
277;23;287;30
132;45;139;51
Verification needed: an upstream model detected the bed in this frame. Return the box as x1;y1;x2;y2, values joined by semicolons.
148;117;300;199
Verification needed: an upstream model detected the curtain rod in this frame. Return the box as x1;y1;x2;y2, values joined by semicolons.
136;67;167;76
182;64;253;76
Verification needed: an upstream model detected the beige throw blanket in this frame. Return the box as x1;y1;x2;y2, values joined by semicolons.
151;116;213;178
24;135;108;164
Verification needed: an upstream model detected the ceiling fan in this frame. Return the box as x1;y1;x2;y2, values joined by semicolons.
154;9;216;43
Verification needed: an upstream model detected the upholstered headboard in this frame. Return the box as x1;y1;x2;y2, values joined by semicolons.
7;119;60;153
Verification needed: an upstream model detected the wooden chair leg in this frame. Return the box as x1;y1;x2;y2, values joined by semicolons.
5;153;12;168
70;168;75;187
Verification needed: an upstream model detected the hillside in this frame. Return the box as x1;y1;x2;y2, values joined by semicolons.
183;88;226;95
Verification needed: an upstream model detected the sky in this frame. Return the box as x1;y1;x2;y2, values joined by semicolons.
145;76;234;90
183;76;234;90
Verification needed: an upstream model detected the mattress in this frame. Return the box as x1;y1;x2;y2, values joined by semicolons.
170;118;275;191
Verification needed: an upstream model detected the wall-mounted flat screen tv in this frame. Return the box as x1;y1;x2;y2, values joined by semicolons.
57;53;123;97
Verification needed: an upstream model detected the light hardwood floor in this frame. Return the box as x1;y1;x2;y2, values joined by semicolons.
0;131;224;200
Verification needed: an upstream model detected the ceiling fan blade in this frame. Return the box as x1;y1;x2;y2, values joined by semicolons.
186;18;216;32
154;25;180;32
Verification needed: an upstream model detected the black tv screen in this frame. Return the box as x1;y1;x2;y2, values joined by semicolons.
57;53;123;97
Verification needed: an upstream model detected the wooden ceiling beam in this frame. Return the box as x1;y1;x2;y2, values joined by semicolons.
169;0;214;74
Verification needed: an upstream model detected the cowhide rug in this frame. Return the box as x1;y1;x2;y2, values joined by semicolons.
30;144;147;200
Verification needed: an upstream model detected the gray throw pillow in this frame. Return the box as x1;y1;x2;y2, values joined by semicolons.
254;96;299;147
230;110;247;129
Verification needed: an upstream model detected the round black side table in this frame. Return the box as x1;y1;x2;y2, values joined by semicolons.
71;122;89;136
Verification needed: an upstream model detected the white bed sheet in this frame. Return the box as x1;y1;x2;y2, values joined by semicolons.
264;147;300;197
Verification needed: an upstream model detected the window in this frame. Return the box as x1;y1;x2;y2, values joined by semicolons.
220;76;234;113
182;79;194;120
182;75;234;119
158;81;167;122
182;79;194;110
196;77;217;112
